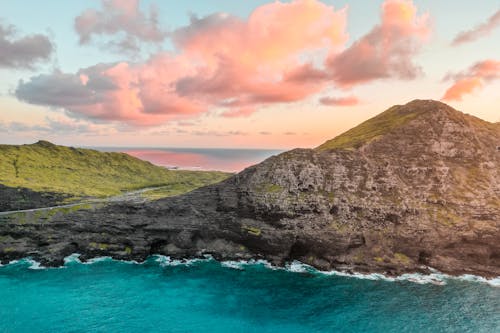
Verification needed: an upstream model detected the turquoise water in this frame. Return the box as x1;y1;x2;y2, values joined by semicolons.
0;257;499;333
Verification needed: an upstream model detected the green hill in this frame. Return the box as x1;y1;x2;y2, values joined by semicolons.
0;140;229;205
316;100;499;151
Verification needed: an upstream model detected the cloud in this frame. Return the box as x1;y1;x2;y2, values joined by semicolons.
328;0;430;87
319;95;359;106
221;107;256;118
0;22;53;69
19;0;348;124
176;121;197;127
173;0;348;109
192;130;247;136
452;9;500;46
0;115;113;136
17;0;430;126
3;121;48;133
442;60;500;101
15;58;205;126
74;0;166;52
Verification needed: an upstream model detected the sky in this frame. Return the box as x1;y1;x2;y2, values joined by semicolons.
0;0;499;149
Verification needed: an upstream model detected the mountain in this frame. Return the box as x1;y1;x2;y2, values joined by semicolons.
1;100;499;277
0;140;229;210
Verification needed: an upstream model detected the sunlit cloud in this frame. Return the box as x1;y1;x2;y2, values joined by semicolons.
442;60;500;101
74;0;167;53
328;0;430;87
15;0;430;127
319;96;359;106
0;115;115;136
452;9;500;46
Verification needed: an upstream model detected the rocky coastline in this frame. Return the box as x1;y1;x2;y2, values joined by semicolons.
1;100;499;278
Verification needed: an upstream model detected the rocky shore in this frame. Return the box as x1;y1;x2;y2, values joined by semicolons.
1;100;499;277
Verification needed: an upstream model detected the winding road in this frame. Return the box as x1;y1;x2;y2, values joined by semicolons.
0;185;170;216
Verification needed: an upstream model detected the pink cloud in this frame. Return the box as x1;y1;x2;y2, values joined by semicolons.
16;58;205;126
328;0;430;87
173;0;348;109
452;10;500;46
221;107;256;118
442;60;500;101
74;0;166;52
17;0;431;125
319;96;359;106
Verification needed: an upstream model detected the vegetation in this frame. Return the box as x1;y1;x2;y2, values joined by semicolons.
242;225;262;236
139;171;229;200
316;104;426;150
255;182;284;194
394;252;410;265
0;140;230;200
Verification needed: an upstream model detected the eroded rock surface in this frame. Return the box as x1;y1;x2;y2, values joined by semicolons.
1;100;499;277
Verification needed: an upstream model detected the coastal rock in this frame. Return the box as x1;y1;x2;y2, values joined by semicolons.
1;100;499;277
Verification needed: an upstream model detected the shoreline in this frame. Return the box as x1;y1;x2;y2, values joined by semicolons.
3;253;499;288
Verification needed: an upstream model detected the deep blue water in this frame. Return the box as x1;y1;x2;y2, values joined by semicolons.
0;257;499;333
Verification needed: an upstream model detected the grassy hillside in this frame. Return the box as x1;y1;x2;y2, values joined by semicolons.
316;103;427;151
317;100;500;151
0;140;229;200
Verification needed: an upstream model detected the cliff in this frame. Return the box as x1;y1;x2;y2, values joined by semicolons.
1;100;499;277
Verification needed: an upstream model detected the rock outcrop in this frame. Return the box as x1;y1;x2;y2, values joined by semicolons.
1;100;499;277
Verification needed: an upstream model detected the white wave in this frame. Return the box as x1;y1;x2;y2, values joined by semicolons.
84;256;112;264
484;277;500;287
396;273;446;285
116;258;142;265
285;264;500;287
64;253;82;264
2;253;499;287
153;254;212;267
453;274;500;287
220;261;245;270
285;261;311;273
26;259;45;270
217;259;495;287
298;266;448;285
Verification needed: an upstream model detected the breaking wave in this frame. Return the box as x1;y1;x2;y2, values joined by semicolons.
3;254;499;287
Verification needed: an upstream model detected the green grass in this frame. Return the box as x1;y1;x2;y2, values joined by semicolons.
255;183;284;194
316;104;426;151
394;252;411;265
0;140;230;199
242;225;262;236
140;171;230;200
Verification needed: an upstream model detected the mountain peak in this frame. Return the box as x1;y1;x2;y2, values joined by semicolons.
34;140;56;148
316;99;472;151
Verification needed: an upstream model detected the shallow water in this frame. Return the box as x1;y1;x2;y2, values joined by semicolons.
1;257;499;333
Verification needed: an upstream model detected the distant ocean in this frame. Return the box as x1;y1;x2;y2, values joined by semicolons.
93;147;284;172
1;257;499;333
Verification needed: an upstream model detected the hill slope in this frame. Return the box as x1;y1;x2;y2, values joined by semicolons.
0;140;229;210
1;100;499;278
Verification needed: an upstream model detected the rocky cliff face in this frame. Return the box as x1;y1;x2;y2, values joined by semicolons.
1;100;499;277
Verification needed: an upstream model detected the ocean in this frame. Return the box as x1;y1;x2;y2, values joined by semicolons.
1;256;499;333
93;147;284;172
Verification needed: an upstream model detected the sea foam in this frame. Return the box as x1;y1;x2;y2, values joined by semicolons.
2;254;498;287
